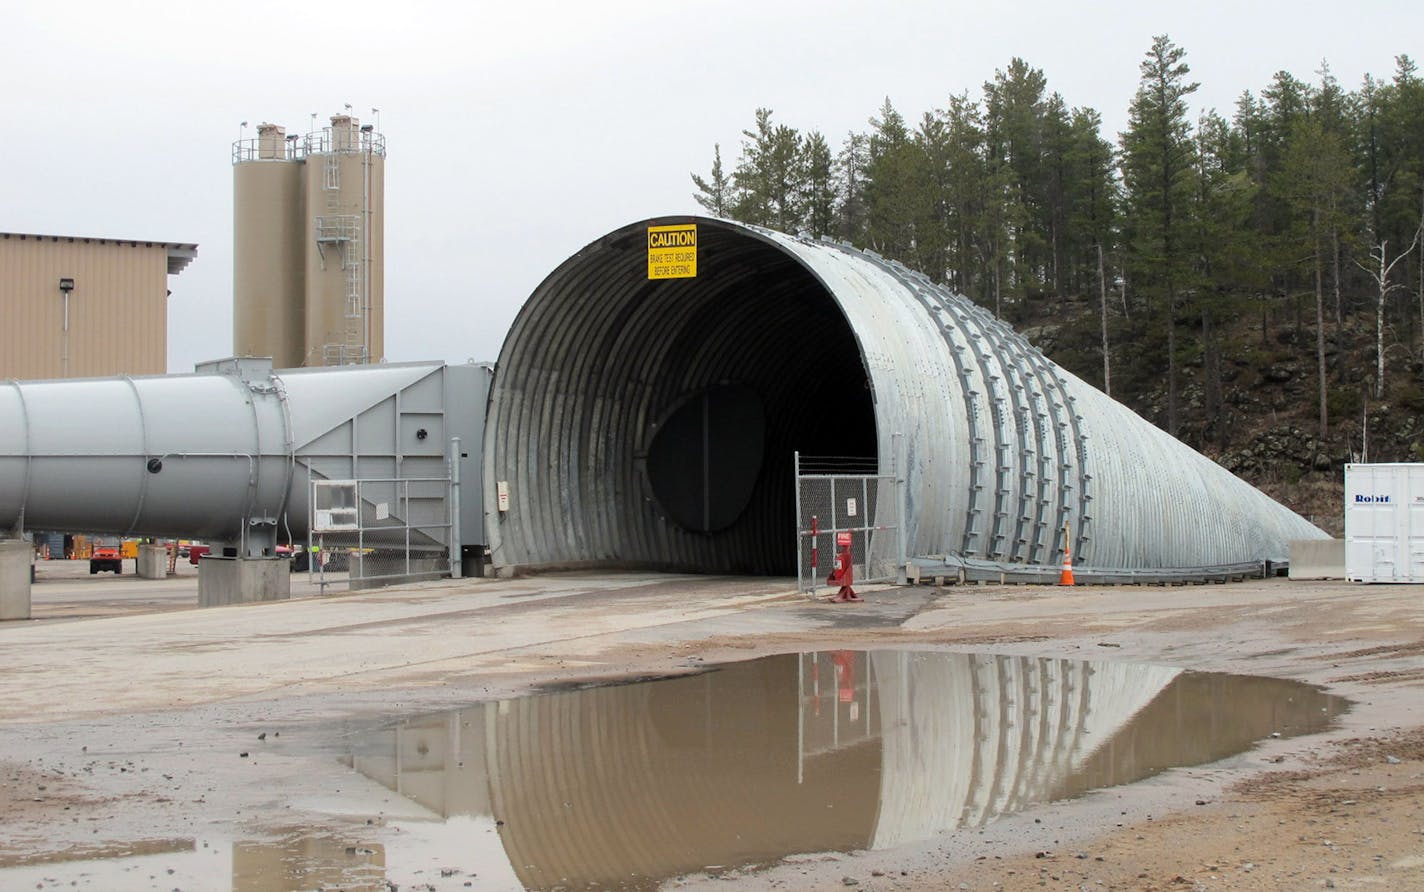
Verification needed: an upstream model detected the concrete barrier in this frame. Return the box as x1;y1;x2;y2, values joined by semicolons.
0;538;31;620
1289;539;1345;580
198;557;291;607
136;544;168;579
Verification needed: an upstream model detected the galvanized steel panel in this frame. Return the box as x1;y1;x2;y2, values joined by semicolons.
485;216;1325;574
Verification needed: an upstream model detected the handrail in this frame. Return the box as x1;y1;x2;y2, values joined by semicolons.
232;129;386;165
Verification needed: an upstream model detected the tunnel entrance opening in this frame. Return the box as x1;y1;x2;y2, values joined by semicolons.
487;220;877;575
645;383;767;535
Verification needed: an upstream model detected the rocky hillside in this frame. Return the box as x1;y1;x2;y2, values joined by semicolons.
1024;299;1424;538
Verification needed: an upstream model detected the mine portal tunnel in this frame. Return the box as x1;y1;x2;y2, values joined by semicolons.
486;217;877;576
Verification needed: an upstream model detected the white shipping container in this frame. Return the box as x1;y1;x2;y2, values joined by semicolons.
1344;463;1424;583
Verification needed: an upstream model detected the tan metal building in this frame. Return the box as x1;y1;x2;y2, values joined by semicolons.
0;232;197;380
232;113;385;369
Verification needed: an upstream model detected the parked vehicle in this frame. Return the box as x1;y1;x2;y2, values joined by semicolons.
89;538;123;574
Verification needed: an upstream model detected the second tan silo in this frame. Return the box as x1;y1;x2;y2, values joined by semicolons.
302;114;385;366
233;123;305;369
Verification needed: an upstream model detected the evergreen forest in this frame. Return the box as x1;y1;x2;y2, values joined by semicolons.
691;35;1424;530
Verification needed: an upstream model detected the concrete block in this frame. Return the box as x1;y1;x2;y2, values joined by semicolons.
198;556;291;608
1;538;32;621
1289;539;1345;580
136;544;168;579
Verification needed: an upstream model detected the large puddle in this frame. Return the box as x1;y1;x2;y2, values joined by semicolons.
0;651;1346;890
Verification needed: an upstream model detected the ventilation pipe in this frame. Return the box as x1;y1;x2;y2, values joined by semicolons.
0;359;481;557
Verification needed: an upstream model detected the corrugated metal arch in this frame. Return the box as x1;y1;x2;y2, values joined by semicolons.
485;216;1325;575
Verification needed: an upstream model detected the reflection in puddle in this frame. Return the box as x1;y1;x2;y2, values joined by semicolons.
342;651;1346;889
0;832;389;892
0;838;195;868
232;830;385;890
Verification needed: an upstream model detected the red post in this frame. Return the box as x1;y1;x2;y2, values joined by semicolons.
810;515;819;575
826;530;861;602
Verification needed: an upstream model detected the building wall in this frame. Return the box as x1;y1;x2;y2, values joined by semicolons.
0;234;173;380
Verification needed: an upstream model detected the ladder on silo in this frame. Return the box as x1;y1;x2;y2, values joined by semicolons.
313;150;368;366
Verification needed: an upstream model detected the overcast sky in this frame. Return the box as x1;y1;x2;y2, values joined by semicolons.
3;1;1419;374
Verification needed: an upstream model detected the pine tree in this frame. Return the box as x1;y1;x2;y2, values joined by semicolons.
1041;93;1073;296
1377;57;1424;345
1062;107;1118;294
690;144;732;217
940;94;989;300
801;131;836;237
834;131;870;244
731;108;805;231
1279;114;1354;437
1311;62;1354;333
1063;106;1119;391
1192;111;1259;445
983;59;1050;308
911;110;953;281
1120;34;1199;435
863;98;917;260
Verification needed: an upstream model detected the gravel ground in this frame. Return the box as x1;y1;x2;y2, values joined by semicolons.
1;572;1421;890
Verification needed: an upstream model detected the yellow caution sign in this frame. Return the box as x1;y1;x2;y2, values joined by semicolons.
647;224;697;279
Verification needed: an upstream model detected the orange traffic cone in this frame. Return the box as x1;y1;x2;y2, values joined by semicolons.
1059;541;1076;586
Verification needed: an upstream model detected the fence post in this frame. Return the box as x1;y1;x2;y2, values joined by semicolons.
305;465;313;585
449;436;462;579
810;514;819;600
862;475;870;579
794;450;803;594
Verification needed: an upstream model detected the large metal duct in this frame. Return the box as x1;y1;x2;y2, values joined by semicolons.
486;216;1326;575
0;360;486;556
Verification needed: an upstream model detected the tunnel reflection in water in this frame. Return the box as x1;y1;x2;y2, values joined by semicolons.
344;651;1346;890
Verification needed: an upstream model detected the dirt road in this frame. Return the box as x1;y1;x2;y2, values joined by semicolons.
1;573;1421;890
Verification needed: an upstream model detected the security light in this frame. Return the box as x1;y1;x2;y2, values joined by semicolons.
58;278;74;293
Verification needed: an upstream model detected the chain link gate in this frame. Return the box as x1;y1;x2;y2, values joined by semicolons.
307;476;453;593
795;436;903;596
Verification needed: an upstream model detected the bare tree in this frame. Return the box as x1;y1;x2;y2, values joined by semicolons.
1358;234;1421;397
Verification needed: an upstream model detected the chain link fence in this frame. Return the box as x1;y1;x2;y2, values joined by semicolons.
307;477;452;593
795;446;902;595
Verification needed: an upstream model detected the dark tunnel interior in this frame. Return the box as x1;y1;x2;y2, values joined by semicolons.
490;221;878;575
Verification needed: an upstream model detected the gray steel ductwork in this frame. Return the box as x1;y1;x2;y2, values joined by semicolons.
485;216;1326;575
1;359;487;557
1;366;293;546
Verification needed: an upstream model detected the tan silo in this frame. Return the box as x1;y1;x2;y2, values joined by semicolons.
232;123;305;369
302;114;385;366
